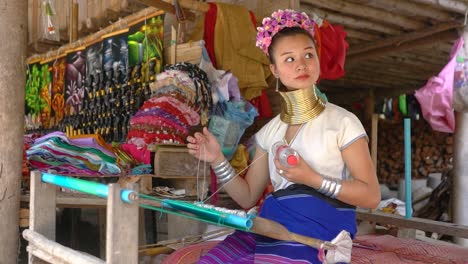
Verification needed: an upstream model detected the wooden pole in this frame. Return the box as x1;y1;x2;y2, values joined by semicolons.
23;230;105;264
106;184;139;264
371;114;379;170
453;27;468;245
28;171;57;264
69;1;79;43
0;1;27;263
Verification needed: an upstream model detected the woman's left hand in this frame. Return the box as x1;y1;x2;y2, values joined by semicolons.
273;154;316;185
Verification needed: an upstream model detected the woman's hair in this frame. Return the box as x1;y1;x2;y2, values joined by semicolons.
267;27;316;64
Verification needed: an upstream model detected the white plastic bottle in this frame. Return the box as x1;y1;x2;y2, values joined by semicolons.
272;142;299;167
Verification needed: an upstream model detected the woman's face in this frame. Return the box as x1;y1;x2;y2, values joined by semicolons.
269;34;320;90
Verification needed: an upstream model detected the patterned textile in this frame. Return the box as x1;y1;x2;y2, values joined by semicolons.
198;185;356;264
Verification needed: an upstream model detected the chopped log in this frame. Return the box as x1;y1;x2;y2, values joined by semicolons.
377;119;453;184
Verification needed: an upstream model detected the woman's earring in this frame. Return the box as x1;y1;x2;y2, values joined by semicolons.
276;78;279;92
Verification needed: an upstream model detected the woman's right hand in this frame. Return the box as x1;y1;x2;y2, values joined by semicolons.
186;127;224;165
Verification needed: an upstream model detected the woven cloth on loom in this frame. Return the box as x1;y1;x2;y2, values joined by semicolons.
161;234;468;264
352;235;468;264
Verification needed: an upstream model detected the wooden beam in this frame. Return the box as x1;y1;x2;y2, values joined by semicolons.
302;0;425;30
135;0;196;20
302;6;401;35
346;61;437;77
356;0;457;21
347;29;459;62
411;0;468;14
348;21;463;55
357;209;468;239
346;28;380;41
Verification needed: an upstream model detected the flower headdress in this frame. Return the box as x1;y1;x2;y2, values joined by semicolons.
256;9;316;54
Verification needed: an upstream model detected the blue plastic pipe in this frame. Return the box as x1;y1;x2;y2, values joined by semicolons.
41;173;135;203
404;118;412;219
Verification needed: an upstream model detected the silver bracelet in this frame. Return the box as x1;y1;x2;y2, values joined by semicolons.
212;159;229;172
318;175;343;199
331;181;342;199
211;158;236;184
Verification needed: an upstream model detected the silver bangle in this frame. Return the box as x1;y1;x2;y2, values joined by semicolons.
212;159;229;172
211;158;236;184
218;170;235;184
325;179;337;197
217;166;234;180
318;175;343;198
331;181;342;199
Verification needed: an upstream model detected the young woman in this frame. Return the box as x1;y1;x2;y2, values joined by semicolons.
186;9;380;264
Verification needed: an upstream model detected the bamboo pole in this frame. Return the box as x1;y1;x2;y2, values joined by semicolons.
24;229;105;264
302;0;425;30
27;7;164;64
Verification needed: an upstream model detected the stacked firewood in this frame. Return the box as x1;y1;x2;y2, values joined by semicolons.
377;119;453;186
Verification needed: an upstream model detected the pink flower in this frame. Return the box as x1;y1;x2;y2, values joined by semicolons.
286;20;297;27
255;9;316;54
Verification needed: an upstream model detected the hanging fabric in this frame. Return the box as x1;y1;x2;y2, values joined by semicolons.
316;20;349;80
414;37;463;133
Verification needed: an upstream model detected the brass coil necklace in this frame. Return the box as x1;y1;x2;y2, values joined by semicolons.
278;85;326;125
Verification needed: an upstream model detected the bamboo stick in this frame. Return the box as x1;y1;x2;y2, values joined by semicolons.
24;229;105;264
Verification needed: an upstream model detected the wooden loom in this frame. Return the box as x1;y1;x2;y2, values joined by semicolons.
24;171;351;264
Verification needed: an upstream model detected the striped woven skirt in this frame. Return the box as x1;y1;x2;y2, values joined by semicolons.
198;184;357;264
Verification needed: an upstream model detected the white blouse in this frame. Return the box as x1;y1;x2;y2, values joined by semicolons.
255;103;368;191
